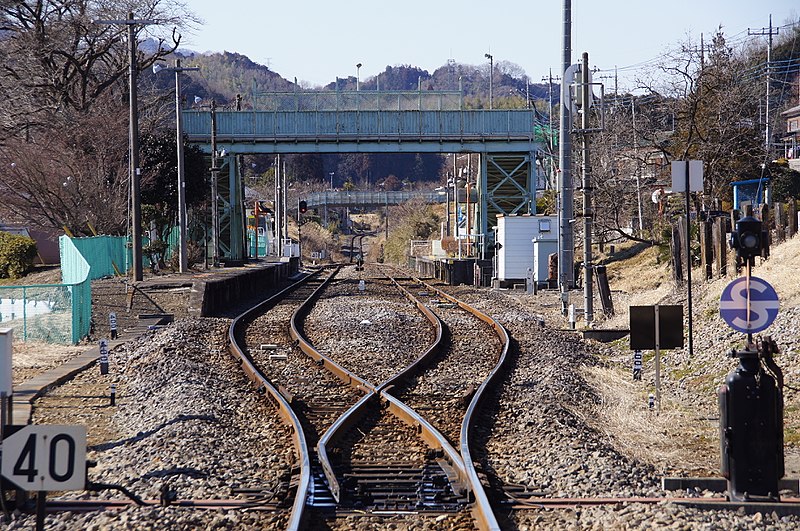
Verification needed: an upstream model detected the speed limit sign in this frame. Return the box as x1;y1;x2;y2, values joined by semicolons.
1;425;86;491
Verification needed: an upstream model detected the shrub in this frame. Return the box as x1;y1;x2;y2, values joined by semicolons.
0;231;38;279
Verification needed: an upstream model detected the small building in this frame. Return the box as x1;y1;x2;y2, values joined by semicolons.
781;103;800;172
495;214;557;287
0;224;61;265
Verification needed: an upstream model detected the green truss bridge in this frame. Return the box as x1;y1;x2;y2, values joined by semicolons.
182;89;552;261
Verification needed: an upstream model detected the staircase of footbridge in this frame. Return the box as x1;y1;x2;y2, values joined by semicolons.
182;90;550;259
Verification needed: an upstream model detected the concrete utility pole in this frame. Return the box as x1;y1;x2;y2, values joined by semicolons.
154;59;200;273
93;13;157;281
749;15;779;157
558;0;574;314
580;52;593;326
127;15;143;281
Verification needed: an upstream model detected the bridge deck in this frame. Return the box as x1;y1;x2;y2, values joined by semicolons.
183;110;547;154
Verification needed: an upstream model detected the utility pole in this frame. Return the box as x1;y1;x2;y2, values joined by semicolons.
632;97;643;234
485;53;494;109
93;13;157;281
558;0;575;314
749;15;779;157
580;52;593;326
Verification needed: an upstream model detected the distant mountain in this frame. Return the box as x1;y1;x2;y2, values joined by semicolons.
172;49;554;109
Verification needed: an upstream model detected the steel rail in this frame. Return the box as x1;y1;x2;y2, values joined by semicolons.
293;269;472;504
288;270;376;503
379;274;468;493
414;278;509;531
228;268;328;531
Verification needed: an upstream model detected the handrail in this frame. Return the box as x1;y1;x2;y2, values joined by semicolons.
227;269;323;531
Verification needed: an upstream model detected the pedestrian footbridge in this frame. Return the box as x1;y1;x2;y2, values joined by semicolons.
182;90;552;260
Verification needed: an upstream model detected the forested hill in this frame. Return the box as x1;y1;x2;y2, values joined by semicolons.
175;50;552;110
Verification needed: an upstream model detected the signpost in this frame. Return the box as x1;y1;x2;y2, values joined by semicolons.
99;339;109;375
630;304;684;412
1;425;87;491
671;160;704;361
2;425;87;531
109;312;118;340
633;350;643;381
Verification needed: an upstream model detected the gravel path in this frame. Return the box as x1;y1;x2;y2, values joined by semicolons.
302;271;434;387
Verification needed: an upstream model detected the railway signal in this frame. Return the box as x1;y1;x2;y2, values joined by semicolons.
718;211;783;502
729;214;768;268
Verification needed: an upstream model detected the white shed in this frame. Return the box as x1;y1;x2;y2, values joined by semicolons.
496;215;558;283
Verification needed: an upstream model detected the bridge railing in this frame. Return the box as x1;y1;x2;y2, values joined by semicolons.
184;110;548;143
304;190;445;208
252;90;463;112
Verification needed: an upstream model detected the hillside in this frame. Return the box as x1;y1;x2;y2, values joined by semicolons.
580;234;800;478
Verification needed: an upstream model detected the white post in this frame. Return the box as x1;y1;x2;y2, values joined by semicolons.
175;59;188;273
1;328;12;435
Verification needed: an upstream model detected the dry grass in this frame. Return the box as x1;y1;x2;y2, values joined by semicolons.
583;365;718;476
584;233;800;478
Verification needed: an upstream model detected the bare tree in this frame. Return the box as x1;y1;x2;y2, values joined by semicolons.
0;0;199;233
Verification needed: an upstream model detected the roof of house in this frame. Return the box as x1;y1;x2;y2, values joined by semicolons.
781;103;800;117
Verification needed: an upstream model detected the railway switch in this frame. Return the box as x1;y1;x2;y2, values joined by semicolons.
718;340;784;502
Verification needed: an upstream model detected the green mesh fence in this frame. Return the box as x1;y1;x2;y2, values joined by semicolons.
0;284;75;343
1;236;133;344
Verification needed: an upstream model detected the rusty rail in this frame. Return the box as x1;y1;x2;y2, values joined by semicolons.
228;269;327;531
415;279;509;531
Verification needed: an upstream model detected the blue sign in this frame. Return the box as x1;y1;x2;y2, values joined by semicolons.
719;276;779;333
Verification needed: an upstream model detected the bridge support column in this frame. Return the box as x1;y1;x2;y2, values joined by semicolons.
481;152;535;249
216;155;245;263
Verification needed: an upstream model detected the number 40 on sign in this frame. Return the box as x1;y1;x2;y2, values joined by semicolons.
1;425;86;491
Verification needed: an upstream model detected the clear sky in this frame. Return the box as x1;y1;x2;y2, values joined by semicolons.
180;0;798;89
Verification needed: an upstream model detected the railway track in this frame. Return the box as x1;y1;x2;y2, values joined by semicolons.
227;264;511;529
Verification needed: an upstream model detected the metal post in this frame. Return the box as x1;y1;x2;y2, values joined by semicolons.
581;52;593;325
281;159;289;249
485;53;494;110
172;59;200;273
210;100;220;267
685;163;694;358
445;183;451;237
275;154;282;256
36;491;46;531
558;0;574;313
632;97;643;234
655;304;661;412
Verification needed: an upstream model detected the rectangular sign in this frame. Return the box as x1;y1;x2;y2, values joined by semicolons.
0;328;11;395
671;160;704;193
629;305;684;350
